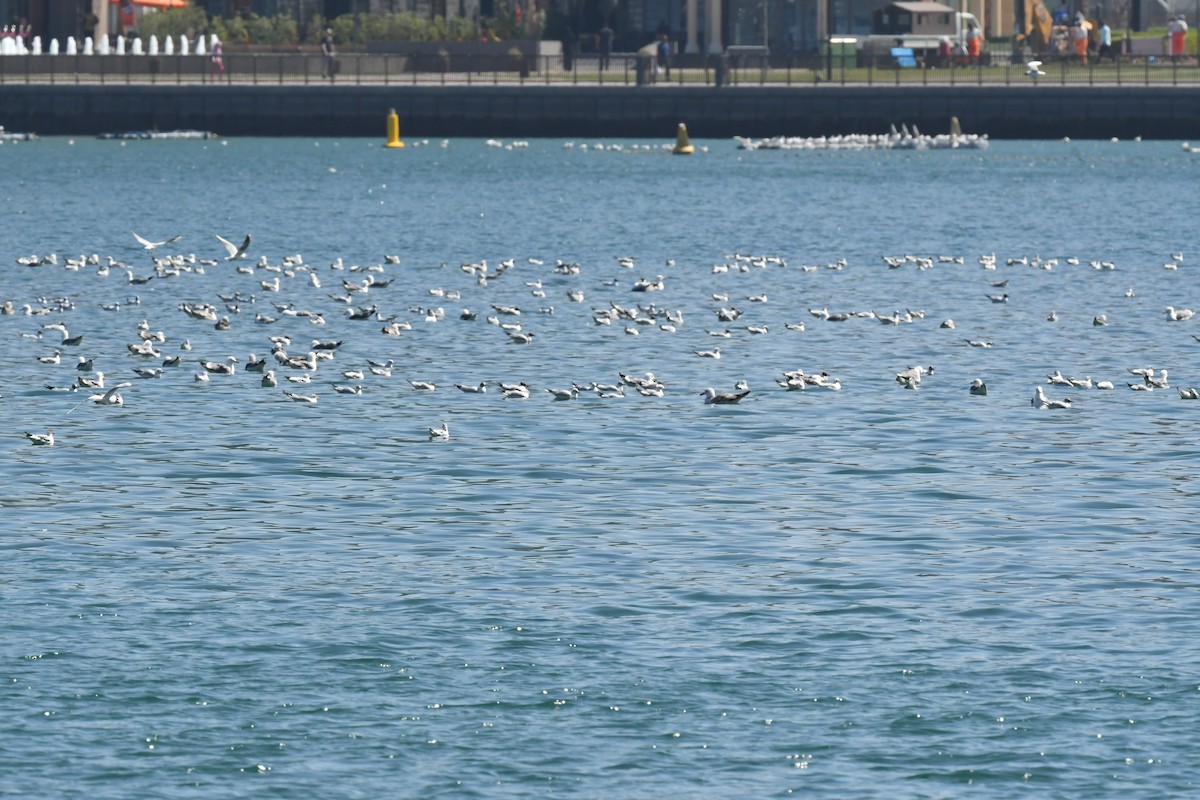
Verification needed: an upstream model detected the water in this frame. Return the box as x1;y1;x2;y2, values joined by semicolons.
2;136;1199;798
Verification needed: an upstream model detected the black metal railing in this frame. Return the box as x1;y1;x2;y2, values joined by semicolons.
2;51;1200;87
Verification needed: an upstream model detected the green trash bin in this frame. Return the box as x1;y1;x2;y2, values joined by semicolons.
819;37;859;73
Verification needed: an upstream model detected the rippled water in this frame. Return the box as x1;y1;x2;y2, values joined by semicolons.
2;136;1199;798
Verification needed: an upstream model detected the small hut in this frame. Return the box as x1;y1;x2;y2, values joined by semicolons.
871;2;959;37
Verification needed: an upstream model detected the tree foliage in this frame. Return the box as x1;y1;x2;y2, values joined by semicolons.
134;8;538;47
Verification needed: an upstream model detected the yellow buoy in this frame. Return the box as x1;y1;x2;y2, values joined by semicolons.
672;122;695;155
385;108;405;149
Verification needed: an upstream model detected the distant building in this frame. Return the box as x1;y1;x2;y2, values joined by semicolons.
5;0;1010;58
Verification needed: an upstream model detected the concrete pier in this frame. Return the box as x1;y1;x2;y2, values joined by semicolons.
1;84;1197;139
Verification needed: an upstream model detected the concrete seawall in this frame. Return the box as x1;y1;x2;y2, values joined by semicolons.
2;84;1197;139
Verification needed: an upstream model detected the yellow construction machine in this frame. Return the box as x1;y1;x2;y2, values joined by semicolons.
1016;0;1054;54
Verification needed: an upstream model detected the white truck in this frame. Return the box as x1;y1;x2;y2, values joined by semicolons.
857;2;983;66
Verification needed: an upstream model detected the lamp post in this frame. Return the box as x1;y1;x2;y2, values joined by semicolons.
818;0;830;79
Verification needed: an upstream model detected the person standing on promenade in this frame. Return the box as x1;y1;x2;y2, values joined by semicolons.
563;26;576;71
657;33;671;79
937;36;953;67
321;27;336;81
965;21;982;64
1096;19;1114;62
599;23;613;71
1170;15;1188;61
211;37;225;78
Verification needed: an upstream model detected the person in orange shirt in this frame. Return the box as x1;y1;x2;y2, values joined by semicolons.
965;22;982;63
1071;19;1088;64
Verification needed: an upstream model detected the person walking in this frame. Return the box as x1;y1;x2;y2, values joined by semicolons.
599;23;613;71
321;27;336;81
1070;18;1088;65
1096;19;1114;62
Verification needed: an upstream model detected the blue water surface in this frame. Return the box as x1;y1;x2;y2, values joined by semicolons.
1;135;1198;798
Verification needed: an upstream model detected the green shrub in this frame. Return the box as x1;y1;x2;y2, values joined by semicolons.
136;7;208;41
133;8;547;48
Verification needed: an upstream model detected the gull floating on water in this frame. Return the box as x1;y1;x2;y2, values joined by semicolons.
969;379;988;396
200;356;238;375
77;371;105;389
1165;306;1196;322
896;365;934;389
24;429;54;446
428;422;450;440
1032;386;1071;409
701;387;750;404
